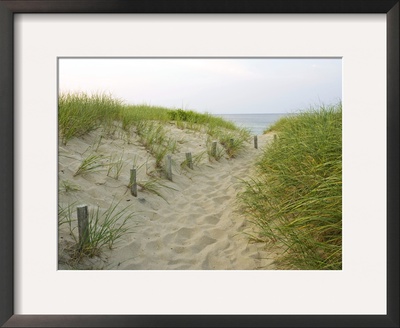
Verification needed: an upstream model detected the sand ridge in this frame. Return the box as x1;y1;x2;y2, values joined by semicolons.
58;124;280;270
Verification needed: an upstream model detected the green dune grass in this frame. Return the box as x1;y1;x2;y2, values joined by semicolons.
240;103;342;270
58;92;250;158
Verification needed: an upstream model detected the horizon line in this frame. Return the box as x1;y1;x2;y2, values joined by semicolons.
212;112;294;115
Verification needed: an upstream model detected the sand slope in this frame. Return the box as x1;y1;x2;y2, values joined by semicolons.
58;124;280;270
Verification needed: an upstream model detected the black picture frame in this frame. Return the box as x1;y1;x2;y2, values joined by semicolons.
1;0;398;327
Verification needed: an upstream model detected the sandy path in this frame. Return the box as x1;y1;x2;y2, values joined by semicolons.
58;125;279;270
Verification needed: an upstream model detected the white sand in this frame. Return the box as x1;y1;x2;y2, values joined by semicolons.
58;124;281;270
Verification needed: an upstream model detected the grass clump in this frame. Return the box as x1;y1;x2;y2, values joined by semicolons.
107;151;125;180
180;151;207;170
137;178;176;203
135;121;178;168
85;202;133;255
59;201;134;260
218;128;250;158
74;153;104;177
59;92;123;144
168;109;237;130
240;103;342;270
206;138;225;161
59;180;81;192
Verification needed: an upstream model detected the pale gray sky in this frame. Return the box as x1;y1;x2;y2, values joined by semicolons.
58;58;341;114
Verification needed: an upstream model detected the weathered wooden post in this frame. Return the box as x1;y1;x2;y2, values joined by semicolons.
211;141;217;158
77;205;89;250
274;134;277;141
165;154;172;181
230;138;234;148
186;152;193;169
254;135;258;149
130;168;138;197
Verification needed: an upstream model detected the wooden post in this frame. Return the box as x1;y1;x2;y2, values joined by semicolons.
130;168;137;197
211;141;217;158
230;138;234;148
186;152;193;169
254;135;258;149
165;154;172;181
77;205;89;249
274;134;277;141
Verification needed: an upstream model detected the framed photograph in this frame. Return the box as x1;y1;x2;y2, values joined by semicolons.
1;0;398;326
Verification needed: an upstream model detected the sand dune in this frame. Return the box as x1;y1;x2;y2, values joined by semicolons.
58;124;280;270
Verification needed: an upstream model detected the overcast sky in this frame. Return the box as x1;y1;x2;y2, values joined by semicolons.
59;58;341;114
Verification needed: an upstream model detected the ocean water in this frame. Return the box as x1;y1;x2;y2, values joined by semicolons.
215;113;293;135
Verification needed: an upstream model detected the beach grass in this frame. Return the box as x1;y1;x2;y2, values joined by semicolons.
218;128;250;158
168;108;238;131
59;92;250;163
106;151;126;180
135;121;178;168
138;178;178;203
59;92;123;144
183;151;207;168
59;179;81;193
59;200;135;259
239;103;342;270
206;137;225;161
73;153;104;177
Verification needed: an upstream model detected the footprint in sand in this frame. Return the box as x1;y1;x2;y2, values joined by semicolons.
173;227;193;244
202;214;220;225
201;251;233;270
212;195;231;204
190;234;217;253
171;246;185;254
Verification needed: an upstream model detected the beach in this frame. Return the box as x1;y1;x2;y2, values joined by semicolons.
58;123;281;270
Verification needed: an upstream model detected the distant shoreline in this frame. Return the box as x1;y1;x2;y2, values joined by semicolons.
214;113;295;135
